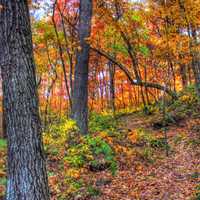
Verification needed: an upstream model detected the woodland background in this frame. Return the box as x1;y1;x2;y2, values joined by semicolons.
0;0;200;199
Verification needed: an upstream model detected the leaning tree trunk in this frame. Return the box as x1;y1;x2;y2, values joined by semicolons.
0;1;49;199
72;0;93;134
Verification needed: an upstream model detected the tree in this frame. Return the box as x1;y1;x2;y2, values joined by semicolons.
0;1;49;199
90;0;178;101
72;0;93;134
108;61;116;115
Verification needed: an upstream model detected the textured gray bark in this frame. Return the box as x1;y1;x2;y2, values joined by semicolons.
72;0;93;134
0;1;50;199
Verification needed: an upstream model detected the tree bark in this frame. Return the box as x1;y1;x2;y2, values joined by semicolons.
178;0;200;98
52;1;72;110
108;61;116;115
0;1;49;199
72;0;93;134
179;63;188;89
191;28;200;98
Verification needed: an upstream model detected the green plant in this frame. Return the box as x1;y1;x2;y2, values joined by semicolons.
87;185;101;197
59;177;84;199
0;177;6;186
89;113;117;134
135;128;154;145
187;139;200;147
168;85;199;115
47;171;56;177
142;104;157;115
173;134;184;144
43;118;78;154
137;147;154;163
85;136;117;175
150;138;170;149
0;139;7;150
64;135;117;175
191;172;199;179
195;184;200;200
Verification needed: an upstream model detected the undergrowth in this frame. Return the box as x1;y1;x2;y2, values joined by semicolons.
0;85;199;199
44;116;117;199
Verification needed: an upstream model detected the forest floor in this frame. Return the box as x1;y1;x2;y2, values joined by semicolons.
0;107;200;200
91;113;200;200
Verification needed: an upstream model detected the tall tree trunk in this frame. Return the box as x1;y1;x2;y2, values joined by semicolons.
52;2;72;111
0;1;49;199
191;60;200;97
72;0;93;134
58;7;74;98
144;65;150;105
191;27;200;98
108;61;116;116
178;0;200;97
179;63;188;89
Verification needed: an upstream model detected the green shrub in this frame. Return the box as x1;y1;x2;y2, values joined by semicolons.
150;138;168;149
87;185;101;197
187;139;200;147
133;129;170;162
135;128;154;145
195;184;200;200
43;116;117;198
64;135;117;175
169;85;199;113
173;134;184;144
137;147;154;163
59;177;84;199
142;105;158;115
0;139;7;150
43;118;78;154
64;143;91;168
89;113;117;134
0;177;6;186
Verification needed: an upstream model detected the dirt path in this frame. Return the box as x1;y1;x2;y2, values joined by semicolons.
95;114;200;200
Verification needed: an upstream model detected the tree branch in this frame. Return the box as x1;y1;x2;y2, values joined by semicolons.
91;47;178;99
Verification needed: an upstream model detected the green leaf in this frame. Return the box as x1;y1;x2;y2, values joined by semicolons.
111;44;128;55
139;45;150;56
0;139;7;150
131;14;141;22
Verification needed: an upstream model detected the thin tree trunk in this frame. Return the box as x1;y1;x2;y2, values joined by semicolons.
52;1;72;110
180;63;188;88
58;7;74;97
191;27;200;98
178;0;200;97
108;61;116;115
0;1;49;199
121;81;126;109
44;42;58;128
